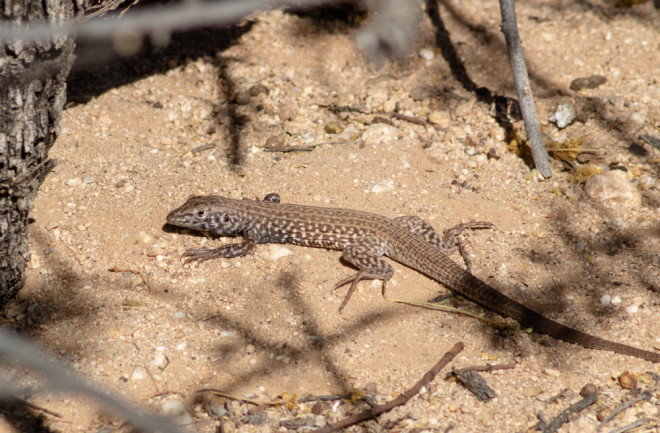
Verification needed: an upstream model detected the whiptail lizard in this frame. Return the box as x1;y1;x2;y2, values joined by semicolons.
166;194;659;362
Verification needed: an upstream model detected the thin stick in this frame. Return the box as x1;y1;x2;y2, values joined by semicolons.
313;342;464;433
388;298;500;326
11;397;62;418
390;112;444;131
596;391;651;431
607;419;652;433
540;393;597;433
197;389;285;406
451;362;516;375
499;0;552;178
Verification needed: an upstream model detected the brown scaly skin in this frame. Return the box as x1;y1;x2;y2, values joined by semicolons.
166;195;660;363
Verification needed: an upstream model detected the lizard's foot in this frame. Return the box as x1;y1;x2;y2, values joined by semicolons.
182;248;225;265
331;271;388;315
442;221;496;272
181;240;256;265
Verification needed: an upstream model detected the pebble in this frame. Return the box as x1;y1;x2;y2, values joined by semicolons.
428;111;450;128
579;383;598;396
419;48;434;60
207;401;227;418
66;177;82;186
235;91;251;105
367;179;395;194
150;352;168;370
279;103;297;121
454;99;474;118
246;409;268;425
4;301;26;318
617;371;636;389
268;245;292;260
311;401;330;415
543;368;560;377
584;170;641;209
612;217;625;229
161;400;193;425
364;382;378;393
130;366;148;381
248;84;269;96
596;407;611;421
264;135;285;148
409;85;436;101
625;304;638;314
599;294;611;306
324;121;343;134
629;110;646;126
147;247;164;257
548;102;576;128
570;75;606;91
361;123;398;146
139;231;152;243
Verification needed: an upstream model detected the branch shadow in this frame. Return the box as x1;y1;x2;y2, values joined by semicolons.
432;0;659;166
66;20;253;105
198;268;406;394
0;400;54;433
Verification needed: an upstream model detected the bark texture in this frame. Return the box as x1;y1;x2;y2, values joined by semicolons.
0;0;76;307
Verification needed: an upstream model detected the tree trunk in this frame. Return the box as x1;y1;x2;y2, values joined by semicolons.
0;0;76;308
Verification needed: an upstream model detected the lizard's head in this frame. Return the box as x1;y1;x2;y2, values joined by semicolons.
166;196;244;236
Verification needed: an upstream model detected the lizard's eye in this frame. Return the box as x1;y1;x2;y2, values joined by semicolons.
196;209;205;217
223;214;230;223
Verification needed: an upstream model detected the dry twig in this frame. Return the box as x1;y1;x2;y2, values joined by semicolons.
313;342;464;433
499;0;552;177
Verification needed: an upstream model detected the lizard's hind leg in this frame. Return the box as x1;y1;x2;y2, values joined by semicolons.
394;216;494;272
331;236;394;315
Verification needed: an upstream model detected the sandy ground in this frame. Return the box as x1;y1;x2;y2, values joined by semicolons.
2;1;660;432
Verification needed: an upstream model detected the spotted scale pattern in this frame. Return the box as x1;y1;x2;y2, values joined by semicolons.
166;195;660;362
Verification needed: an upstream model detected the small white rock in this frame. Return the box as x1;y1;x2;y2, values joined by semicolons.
139;231;152;243
625;304;638;314
268;245;293;260
66;177;82;186
612;217;625;229
176;342;187;351
130;366;148;381
361;123;398;146
368;179;395;194
428;111;450;128
584;170;641;209
548;103;576;128
150;353;168;370
161;400;193;425
600;294;611;306
419;48;434;60
611;296;622;305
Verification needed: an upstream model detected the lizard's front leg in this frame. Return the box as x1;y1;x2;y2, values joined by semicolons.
182;238;256;265
331;236;393;314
